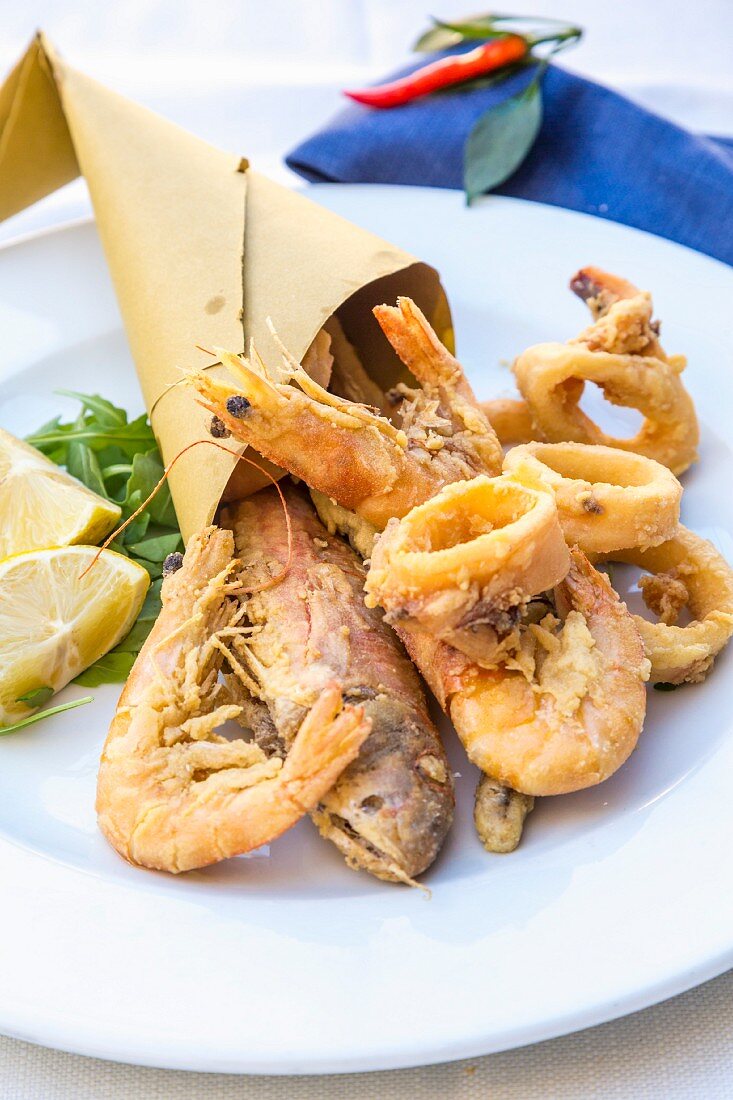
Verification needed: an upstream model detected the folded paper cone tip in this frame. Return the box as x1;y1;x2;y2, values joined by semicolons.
0;33;451;540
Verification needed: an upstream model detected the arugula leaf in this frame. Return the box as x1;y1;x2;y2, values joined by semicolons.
102;463;133;481
0;696;93;736
74;652;137;687
127;532;183;563
125;450;176;526
26;423;155;457
138;579;163;621
464;70;543;203
121;508;151;545
111;619;155;654
134;555;166;580
67;440;109;498
16;686;55;708
31;415;65;438
27;391;182;692
56;390;127;428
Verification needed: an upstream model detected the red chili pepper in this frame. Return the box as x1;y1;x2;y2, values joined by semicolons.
344;35;528;109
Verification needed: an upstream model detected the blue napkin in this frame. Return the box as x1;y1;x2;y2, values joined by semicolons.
286;58;733;267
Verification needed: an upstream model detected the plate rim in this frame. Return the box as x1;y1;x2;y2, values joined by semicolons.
1;187;732;1074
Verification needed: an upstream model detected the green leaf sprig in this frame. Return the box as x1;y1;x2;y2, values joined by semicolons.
0;695;93;737
27;391;182;685
412;12;583;204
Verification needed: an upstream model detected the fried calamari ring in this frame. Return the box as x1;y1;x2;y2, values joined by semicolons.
365;474;569;666
480;397;536;446
506;268;699;475
608;526;733;684
503;442;682;555
512;343;699;475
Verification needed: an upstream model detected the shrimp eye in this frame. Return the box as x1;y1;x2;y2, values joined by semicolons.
162;551;184;577
226;395;251;418
360;795;384;813
209;415;230;438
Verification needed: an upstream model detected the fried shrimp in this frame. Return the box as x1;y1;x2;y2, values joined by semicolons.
189;297;500;530
403;549;649;796
220;483;454;883
324;315;388;413
606;526;733;684
504;442;682;555
188;304;647;799
96;527;370;873
479;396;535;446
489;268;699;474
365;474;569;665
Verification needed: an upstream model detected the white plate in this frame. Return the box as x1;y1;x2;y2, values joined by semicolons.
1;185;732;1075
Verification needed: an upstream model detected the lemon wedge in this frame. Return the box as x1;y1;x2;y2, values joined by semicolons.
0;546;149;725
0;427;121;558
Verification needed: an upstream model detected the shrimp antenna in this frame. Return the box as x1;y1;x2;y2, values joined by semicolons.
78;440;293;595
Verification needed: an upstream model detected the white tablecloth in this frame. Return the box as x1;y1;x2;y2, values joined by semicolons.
1;1;732;1095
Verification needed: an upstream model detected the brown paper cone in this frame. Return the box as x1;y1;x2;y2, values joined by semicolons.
0;34;450;541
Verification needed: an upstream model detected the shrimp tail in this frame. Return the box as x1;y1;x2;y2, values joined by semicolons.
278;683;370;805
96;526;370;874
374;297;467;395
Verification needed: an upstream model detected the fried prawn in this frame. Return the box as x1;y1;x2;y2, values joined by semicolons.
96;528;369;873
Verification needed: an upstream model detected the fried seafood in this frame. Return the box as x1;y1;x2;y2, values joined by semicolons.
324;315;389;414
403;549;649;796
189;303;648;801
220;483;454;883
606;526;733;684
513;345;698;476
365;474;569;665
570;267;665;357
474;775;534;853
190;297;501;531
301;327;334;390
96;527;370;873
479;396;535;446
488;268;699;474
503;442;682;555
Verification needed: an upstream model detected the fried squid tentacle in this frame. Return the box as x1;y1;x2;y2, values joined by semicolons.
96;527;369;873
474;775;534;854
481;268;699;473
220;484;454;883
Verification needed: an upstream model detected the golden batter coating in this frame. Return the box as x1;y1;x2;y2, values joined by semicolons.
474;776;534;853
607;526;733;684
482;268;699;474
222;483;454;883
97;527;369;873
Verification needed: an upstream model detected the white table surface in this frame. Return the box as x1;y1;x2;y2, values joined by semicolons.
1;1;732;1095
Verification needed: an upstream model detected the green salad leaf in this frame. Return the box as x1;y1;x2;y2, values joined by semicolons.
74;653;138;687
0;696;93;737
16;686;55;708
27;392;181;689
